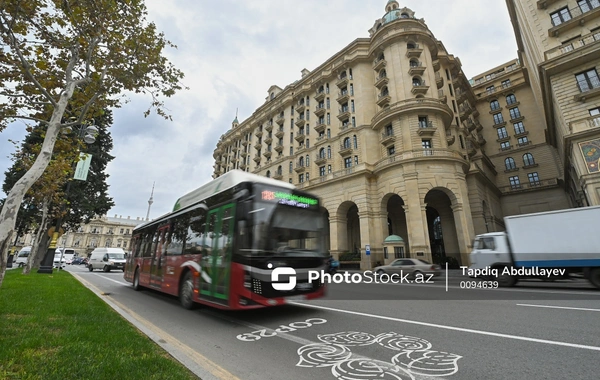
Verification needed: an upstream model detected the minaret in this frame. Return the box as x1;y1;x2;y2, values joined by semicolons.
146;182;155;221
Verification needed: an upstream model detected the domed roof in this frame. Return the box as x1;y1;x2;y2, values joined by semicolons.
384;234;404;243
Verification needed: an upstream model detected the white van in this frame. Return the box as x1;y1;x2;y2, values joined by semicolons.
88;247;126;272
15;246;31;267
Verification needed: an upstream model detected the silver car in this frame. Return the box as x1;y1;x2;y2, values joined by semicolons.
374;258;441;278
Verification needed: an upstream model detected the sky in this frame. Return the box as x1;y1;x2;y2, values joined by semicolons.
0;0;518;223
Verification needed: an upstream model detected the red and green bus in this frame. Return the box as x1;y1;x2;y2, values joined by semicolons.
123;170;328;310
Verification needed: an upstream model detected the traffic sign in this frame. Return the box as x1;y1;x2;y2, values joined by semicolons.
365;244;371;256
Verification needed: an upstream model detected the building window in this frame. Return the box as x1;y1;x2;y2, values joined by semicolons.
517;136;529;146
490;100;500;111
290;147;293;155
497;127;508;139
418;116;429;128
327;146;332;158
505;157;517;170
500;141;511;150
576;68;600;92
412;77;422;86
306;139;310;149
514;122;526;135
486;85;495;95
528;172;541;186
506;94;517;105
344;157;352;168
306;173;309;181
299;174;304;183
385;124;393;136
550;7;571;26
266;170;271;178
422;139;432;155
353;135;358;148
319;166;325;176
298;156;304;167
590;107;600;116
578;0;600;13
523;153;535;166
328;165;332;173
509;107;521;120
388;145;395;156
327;129;331;138
509;176;521;190
354;155;359;166
501;79;511;88
343;137;351;149
493;113;504;125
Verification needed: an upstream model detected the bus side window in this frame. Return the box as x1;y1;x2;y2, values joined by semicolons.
481;238;496;250
185;206;207;255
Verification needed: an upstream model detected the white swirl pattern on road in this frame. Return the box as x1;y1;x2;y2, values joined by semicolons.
296;331;461;378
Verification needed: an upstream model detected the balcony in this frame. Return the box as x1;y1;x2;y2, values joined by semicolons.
545;30;600;60
374;74;389;89
294;164;306;173
253;155;261;163
498;178;559;193
477;134;486;146
255;130;263;138
569;115;600;133
380;131;395;145
239;164;247;170
254;141;262;150
338;144;353;156
438;89;447;104
314;105;327;117
295;118;306;127
336;76;349;88
408;63;426;76
548;4;600;37
295;133;306;142
337;91;350;104
373;57;386;71
314;89;326;102
264;137;273;144
273;172;283;180
432;59;440;72
275;128;284;138
466;141;477;157
435;72;444;89
446;133;455;146
337;108;351;121
240;151;247;157
406;46;423;58
265;123;273;132
574;84;600;102
263;151;272;159
314;122;327;133
417;121;437;136
314;154;328;165
274;143;284;152
296;102;306;114
411;81;429;95
241;140;248;147
276;114;285;125
376;93;391;107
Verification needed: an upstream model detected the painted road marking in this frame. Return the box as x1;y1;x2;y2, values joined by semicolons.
517;304;600;312
290;302;600;352
71;272;240;380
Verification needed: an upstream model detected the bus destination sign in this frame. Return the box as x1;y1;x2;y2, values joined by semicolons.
261;190;318;209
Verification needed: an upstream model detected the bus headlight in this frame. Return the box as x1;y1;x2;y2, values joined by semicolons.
244;271;252;288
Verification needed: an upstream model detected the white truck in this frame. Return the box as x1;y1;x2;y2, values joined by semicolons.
469;206;600;288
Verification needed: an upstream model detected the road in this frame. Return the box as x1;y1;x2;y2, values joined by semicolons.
64;265;600;380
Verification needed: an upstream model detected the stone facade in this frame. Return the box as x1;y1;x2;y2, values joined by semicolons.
212;1;589;269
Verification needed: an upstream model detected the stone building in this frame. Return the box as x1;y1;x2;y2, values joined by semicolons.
211;0;596;269
506;0;600;206
16;215;146;256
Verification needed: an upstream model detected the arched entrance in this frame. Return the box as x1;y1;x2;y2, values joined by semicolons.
424;188;461;267
334;201;361;260
385;194;410;255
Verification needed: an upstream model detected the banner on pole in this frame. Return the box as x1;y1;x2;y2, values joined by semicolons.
74;153;92;181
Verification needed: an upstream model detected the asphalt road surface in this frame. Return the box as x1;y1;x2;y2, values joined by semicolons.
64;265;600;380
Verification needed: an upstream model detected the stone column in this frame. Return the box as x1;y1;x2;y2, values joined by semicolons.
403;173;430;260
328;215;346;260
451;202;474;266
357;207;378;271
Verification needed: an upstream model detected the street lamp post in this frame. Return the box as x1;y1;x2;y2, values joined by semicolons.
38;124;98;274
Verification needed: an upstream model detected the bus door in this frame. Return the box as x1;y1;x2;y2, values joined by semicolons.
150;225;169;289
200;204;235;305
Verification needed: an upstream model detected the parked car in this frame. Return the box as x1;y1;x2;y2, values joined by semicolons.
373;258;441;278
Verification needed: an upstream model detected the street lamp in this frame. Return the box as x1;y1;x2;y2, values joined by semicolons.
38;123;98;274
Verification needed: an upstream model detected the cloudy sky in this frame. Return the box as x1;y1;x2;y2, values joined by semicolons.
0;0;518;223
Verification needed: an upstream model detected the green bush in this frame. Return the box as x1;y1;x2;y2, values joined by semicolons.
339;252;360;261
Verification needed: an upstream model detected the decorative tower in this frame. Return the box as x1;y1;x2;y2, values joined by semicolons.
146;182;155;221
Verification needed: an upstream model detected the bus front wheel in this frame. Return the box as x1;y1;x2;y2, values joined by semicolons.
133;268;143;291
180;272;196;310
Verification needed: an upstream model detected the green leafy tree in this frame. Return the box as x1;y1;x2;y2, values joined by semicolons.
0;0;185;287
3;110;116;272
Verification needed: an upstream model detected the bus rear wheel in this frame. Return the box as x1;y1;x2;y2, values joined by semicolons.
589;268;600;289
180;272;196;310
133;268;143;291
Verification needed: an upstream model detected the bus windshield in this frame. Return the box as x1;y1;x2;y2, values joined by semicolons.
240;198;326;257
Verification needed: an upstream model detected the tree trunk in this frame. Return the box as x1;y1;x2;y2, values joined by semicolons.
23;199;50;275
0;78;75;288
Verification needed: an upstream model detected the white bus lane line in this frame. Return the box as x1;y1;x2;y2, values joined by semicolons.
215;312;458;380
289;302;600;352
517;304;600;312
